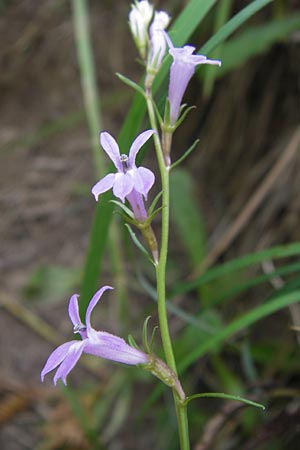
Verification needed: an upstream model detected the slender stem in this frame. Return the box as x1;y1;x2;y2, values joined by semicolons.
146;94;176;371
146;94;190;450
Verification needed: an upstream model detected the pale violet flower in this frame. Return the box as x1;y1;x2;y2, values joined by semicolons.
148;11;170;71
168;44;221;125
145;10;170;90
92;130;155;222
41;286;149;385
129;0;154;59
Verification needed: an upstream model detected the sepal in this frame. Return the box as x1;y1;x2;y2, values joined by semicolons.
110;199;135;219
148;190;162;215
144;354;186;402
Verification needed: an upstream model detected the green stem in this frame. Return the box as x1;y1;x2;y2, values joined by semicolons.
146;94;190;450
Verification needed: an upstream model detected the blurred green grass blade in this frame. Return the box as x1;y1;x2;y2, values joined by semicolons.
215;14;300;77
203;0;233;97
170;168;206;267
168;0;218;45
179;290;300;372
79;194;114;315
72;0;104;177
208;262;300;307
200;0;274;55
171;242;300;297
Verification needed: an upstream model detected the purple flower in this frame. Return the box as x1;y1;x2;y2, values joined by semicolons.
168;44;221;125
41;286;149;385
92;130;155;203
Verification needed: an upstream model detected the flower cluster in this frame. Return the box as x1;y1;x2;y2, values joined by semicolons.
41;0;222;392
129;0;221;163
41;287;149;385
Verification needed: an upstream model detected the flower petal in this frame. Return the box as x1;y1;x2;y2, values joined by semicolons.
100;132;122;172
91;173;115;201
133;167;155;199
168;45;221;125
41;341;75;382
113;173;134;202
85;331;149;365
53;341;86;385
85;286;114;337
128;130;155;167
168;59;195;125
68;294;81;327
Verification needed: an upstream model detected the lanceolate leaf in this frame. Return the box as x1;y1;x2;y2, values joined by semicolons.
184;392;265;410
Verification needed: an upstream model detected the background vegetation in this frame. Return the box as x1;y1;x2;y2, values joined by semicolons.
1;0;300;449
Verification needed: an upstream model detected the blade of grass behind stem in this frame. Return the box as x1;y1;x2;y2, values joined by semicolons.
199;0;274;56
202;0;233;97
72;0;104;177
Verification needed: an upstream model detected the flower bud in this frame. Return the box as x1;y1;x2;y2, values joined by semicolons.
129;0;154;60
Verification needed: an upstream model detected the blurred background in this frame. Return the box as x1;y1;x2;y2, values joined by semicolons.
1;0;300;449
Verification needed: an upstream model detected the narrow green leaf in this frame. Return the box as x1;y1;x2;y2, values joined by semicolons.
116;72;145;97
185;392;265;410
170;139;199;170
